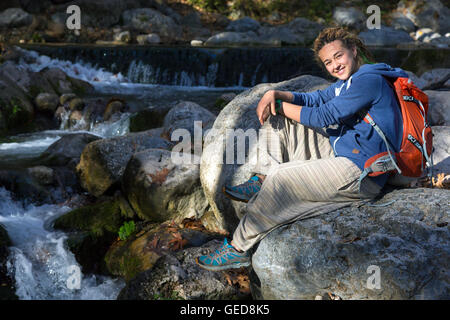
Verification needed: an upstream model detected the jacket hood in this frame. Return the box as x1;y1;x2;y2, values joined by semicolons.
355;63;409;79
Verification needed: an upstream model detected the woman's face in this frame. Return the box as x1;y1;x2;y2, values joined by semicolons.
318;40;358;81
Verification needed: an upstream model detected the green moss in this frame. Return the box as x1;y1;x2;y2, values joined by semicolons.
53;199;125;237
119;251;142;282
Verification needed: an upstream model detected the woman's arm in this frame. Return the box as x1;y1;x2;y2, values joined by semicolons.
256;89;302;125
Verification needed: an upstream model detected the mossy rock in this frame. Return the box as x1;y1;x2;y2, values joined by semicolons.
53;198;126;236
52;197;133;274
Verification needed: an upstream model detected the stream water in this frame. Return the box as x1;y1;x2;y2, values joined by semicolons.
0;47;246;300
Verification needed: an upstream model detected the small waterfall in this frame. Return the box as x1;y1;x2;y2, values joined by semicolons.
0;187;125;300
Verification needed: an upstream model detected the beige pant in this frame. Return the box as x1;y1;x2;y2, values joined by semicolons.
232;115;382;252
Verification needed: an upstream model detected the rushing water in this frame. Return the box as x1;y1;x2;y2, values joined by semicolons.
0;187;125;300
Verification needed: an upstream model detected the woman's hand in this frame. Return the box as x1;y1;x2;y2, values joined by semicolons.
256;90;277;125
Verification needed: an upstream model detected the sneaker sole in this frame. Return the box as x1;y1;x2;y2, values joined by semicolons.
222;186;250;203
195;257;251;271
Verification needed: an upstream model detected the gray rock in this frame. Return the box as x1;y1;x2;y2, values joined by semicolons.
226;16;261;33
163;101;216;142
0;8;33;28
200;75;331;234
39;132;101;168
76;132;174;197
286;17;324;44
333;7;366;30
204;31;258;46
35;93;59;113
426;91;450;126
251;187;450;300
122;8;182;40
397;0;450;34
390;12;416;33
257;26;304;46
431;126;450;175
122;148;208;222
117;239;251;300
421;69;450;90
359;26;414;46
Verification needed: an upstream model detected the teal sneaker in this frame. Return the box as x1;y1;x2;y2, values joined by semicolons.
196;239;251;271
222;176;262;203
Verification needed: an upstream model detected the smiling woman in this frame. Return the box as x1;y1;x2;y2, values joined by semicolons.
196;27;411;272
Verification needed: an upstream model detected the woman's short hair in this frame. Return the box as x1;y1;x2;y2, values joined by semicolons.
313;27;374;68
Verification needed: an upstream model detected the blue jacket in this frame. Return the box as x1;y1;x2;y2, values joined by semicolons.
292;63;408;187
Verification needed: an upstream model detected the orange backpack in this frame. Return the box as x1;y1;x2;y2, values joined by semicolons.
358;77;433;186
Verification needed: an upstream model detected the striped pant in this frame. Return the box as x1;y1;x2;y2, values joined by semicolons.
232;115;382;252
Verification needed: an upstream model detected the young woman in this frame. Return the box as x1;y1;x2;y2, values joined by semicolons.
196;27;407;271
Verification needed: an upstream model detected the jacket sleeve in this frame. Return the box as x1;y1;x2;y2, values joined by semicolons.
291;81;340;106
300;74;382;128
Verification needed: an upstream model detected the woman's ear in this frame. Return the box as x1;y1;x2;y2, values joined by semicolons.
352;46;357;58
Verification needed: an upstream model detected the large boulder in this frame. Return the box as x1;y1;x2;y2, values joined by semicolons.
122;8;182;40
225;16;260;33
38;132;102;168
199;75;331;234
121;148;208;222
251;187;450;300
76;132;173;197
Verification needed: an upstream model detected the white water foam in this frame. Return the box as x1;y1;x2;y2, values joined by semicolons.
0;187;125;300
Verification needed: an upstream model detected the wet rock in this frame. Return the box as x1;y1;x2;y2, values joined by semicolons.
0;8;32;28
117;239;251;300
251;187;450;300
39;132;101;168
52;196;128;274
103;99;126;121
76;132;173;197
122;148;208;222
35;92;59;113
68;98;85;111
27;166;54;186
200;75;331;233
59;93;77;105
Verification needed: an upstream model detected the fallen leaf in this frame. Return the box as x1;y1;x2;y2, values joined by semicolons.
168;232;188;251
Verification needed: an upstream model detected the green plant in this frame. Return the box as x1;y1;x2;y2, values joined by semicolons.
118;220;136;241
